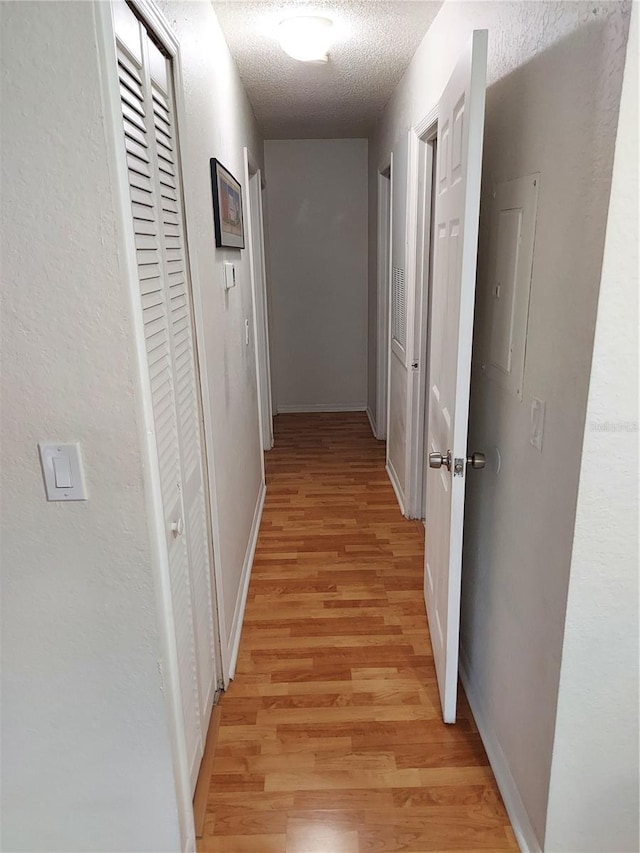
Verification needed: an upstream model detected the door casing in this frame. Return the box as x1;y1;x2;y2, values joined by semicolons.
376;160;392;441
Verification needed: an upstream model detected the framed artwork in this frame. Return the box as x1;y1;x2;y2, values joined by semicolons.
210;158;245;249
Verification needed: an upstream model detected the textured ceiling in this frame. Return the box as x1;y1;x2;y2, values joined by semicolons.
212;1;443;138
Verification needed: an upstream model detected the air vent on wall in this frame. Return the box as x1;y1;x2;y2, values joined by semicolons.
392;266;406;349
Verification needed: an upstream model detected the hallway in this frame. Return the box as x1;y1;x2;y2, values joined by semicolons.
199;413;518;852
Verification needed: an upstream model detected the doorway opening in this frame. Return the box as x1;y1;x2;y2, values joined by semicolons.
376;161;392;441
244;148;274;456
406;122;438;521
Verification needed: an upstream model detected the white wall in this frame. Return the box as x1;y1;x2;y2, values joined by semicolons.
264;139;368;413
1;2;181;849
545;6;639;849
1;0;264;848
369;1;631;848
156;0;265;667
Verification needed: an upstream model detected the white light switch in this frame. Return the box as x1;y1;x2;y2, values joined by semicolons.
39;442;87;501
53;455;73;489
223;261;236;290
530;398;545;452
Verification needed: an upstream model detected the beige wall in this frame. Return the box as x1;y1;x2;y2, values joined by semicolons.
369;1;631;847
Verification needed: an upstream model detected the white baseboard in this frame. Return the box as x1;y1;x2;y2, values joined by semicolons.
276;403;367;414
227;480;266;680
366;406;378;438
386;458;406;516
459;645;541;853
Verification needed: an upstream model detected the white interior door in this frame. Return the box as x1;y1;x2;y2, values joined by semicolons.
151;36;219;744
245;157;274;451
424;30;488;723
114;3;219;792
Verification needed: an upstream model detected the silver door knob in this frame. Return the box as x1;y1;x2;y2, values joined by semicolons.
467;452;486;469
171;518;184;537
429;450;452;471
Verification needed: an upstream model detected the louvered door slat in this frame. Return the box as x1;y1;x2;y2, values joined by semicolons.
129;183;151;203
125;136;150;164
156;137;173;159
121;101;147;133
119;72;145;102
141;288;163;309
161;197;179;214
116;44;143;83
123;118;147;149
161;183;179;200
133;218;156;237
119;82;146;118
132;200;155;221
153;113;171;136
139;264;162;282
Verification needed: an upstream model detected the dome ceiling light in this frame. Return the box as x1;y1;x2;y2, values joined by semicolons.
277;15;335;63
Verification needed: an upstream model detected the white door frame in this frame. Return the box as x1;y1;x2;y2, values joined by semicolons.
405;108;439;519
243;147;274;454
377;158;392;441
96;2;226;848
260;186;278;418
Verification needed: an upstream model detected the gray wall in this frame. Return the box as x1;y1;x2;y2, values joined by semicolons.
369;1;631;847
264;139;368;412
545;7;639;847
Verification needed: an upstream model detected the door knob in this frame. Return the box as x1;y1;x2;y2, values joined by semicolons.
171;518;184;537
467;452;486;469
429;450;452;471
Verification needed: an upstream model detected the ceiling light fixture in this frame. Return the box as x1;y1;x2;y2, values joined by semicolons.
278;15;335;63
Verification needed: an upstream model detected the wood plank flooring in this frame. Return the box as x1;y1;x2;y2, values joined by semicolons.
198;412;518;853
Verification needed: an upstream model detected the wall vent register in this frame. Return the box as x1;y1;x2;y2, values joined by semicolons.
392;265;406;349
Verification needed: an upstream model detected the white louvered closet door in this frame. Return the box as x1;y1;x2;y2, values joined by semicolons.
114;3;218;794
146;33;219;740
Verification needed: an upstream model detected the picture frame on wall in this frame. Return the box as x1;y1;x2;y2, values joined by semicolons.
210;158;245;249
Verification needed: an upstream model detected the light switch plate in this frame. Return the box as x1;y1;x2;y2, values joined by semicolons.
223;261;236;290
39;442;87;501
530;398;545;452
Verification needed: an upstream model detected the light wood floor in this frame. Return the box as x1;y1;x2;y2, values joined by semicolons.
198;412;518;852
